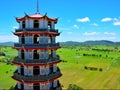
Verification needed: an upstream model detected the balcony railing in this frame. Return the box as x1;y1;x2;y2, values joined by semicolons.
14;43;60;49
15;28;58;33
13;55;61;65
12;70;62;82
14;81;62;90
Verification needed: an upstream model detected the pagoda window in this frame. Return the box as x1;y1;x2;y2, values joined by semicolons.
21;35;25;44
50;36;52;44
34;34;39;44
33;66;40;75
49;50;53;58
20;66;24;75
50;82;54;89
22;21;26;28
21;50;25;59
34;20;39;28
49;65;53;74
33;50;39;59
48;21;51;29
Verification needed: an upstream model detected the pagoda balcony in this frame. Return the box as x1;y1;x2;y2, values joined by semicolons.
15;28;58;33
14;80;62;90
14;43;60;49
13;55;61;65
12;70;62;82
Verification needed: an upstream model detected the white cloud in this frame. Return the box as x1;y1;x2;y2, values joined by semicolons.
73;24;79;29
112;18;120;26
90;23;98;26
113;18;118;21
0;35;17;42
13;26;18;29
113;21;120;26
104;32;116;35
77;17;90;22
101;17;112;22
83;32;99;36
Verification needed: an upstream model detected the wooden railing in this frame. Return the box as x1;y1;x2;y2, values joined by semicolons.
13;70;62;82
13;55;61;65
14;43;60;48
15;28;58;33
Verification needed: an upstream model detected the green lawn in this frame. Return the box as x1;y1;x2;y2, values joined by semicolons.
57;46;120;89
0;45;120;89
0;62;16;89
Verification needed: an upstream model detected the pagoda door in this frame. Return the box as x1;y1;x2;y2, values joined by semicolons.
21;83;24;90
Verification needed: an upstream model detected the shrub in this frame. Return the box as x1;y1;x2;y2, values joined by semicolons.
67;84;84;90
0;52;5;56
99;68;103;72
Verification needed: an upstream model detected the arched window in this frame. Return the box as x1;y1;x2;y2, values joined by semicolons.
50;65;53;74
21;50;25;59
20;66;24;75
33;66;40;76
21;35;25;44
34;20;39;28
33;50;39;59
34;34;39;44
22;21;26;28
48;21;51;29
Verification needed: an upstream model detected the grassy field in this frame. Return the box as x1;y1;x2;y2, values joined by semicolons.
0;46;17;89
58;45;120;89
0;45;120;89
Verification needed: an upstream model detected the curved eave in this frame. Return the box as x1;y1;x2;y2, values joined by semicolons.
12;74;62;84
16;15;58;23
13;31;60;36
12;60;61;66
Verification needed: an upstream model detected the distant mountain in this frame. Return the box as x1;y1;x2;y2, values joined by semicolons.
60;41;81;46
0;41;14;46
115;42;120;45
83;40;115;45
60;40;119;46
0;40;120;46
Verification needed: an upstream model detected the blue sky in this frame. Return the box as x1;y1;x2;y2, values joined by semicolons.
0;0;120;42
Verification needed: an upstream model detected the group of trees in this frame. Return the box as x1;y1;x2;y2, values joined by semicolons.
92;48;113;52
84;66;103;72
83;53;102;57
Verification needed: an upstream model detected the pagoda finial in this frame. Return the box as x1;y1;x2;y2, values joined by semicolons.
36;0;40;14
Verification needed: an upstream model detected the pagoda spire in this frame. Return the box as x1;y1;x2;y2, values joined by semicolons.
36;0;40;14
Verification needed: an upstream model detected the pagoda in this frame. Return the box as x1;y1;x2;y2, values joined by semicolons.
12;1;62;90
